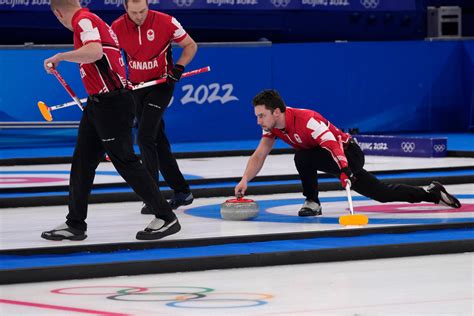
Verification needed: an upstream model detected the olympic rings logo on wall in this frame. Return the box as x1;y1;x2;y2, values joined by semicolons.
51;286;274;309
173;0;194;7
271;0;292;7
401;142;416;153
433;144;446;152
360;0;379;9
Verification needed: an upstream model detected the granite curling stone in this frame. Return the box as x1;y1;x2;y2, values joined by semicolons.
220;198;259;220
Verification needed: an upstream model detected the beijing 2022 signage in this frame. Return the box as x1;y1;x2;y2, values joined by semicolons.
0;0;416;11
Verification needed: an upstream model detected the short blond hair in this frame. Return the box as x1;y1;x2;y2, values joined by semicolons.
50;0;81;9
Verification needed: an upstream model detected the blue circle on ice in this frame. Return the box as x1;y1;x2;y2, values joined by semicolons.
184;196;474;225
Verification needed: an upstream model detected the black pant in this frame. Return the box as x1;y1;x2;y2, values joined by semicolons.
132;83;190;194
293;140;436;205
66;89;175;231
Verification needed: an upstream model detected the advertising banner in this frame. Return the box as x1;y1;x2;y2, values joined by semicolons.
0;0;416;11
352;135;448;157
0;41;470;144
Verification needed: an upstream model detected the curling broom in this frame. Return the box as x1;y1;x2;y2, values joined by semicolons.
337;135;369;226
338;179;369;226
38;66;211;121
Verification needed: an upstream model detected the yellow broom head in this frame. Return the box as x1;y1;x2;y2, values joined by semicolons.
38;101;53;121
339;214;369;226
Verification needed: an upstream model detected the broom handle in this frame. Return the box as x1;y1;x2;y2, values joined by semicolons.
338;135;354;215
345;180;354;215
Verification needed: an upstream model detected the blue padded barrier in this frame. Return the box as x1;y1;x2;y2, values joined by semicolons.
0;40;472;145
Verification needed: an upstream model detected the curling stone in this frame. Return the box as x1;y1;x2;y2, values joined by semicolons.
220;197;259;221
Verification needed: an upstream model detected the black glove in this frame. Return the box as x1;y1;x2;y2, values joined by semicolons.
167;64;185;83
339;167;356;188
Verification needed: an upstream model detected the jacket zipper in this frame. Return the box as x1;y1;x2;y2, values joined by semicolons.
138;25;142;45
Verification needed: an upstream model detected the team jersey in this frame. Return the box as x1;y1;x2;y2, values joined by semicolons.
72;8;127;95
263;107;351;170
112;10;188;84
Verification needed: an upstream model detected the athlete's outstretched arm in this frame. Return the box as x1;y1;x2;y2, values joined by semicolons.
44;42;103;72
234;137;276;197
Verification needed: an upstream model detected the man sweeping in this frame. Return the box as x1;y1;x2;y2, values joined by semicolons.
41;0;180;241
112;0;197;214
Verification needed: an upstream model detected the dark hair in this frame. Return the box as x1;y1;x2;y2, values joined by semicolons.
252;89;286;113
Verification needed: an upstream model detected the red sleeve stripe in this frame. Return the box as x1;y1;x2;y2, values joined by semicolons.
103;45;120;52
174;33;188;43
82;39;102;46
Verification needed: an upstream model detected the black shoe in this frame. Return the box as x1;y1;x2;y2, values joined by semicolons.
169;192;194;210
298;199;322;217
427;181;462;209
141;203;154;215
41;223;87;241
136;217;181;240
